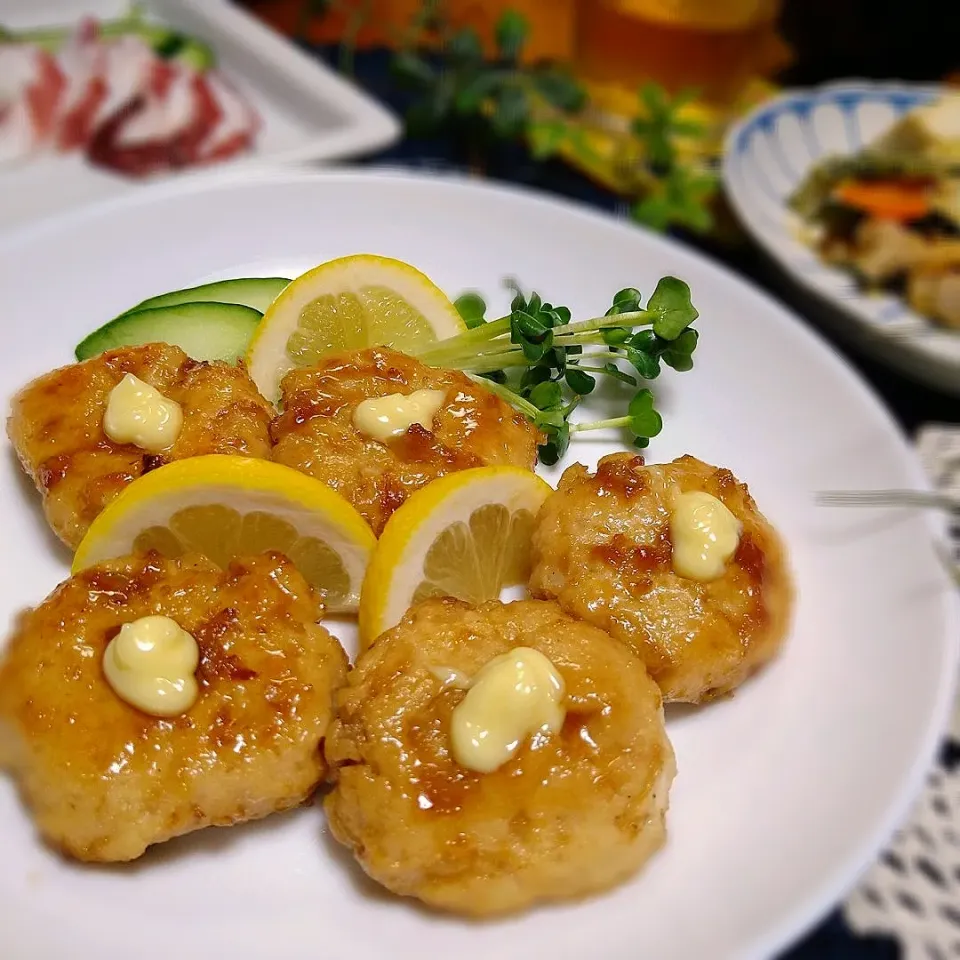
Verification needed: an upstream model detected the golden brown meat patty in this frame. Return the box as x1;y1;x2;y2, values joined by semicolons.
529;453;793;703
324;598;675;916
0;551;347;862
270;347;540;536
7;343;273;549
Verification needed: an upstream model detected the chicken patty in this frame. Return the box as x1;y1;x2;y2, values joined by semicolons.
529;454;793;703
324;598;675;916
270;348;540;535
8;342;273;548
0;551;347;862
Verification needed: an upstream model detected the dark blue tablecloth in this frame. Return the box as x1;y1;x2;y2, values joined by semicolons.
305;43;959;959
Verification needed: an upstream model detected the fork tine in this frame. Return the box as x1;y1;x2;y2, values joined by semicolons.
816;490;960;509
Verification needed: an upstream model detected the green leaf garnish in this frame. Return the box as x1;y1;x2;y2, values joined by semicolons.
538;422;570;465
565;368;596;395
612;287;642;312
602;326;631;345
528;380;563;411
519;364;553;393
661;328;698;371
626;347;661;381
454;292;488;329
601;362;638;386
628;388;663;438
412;275;700;463
646;277;698;339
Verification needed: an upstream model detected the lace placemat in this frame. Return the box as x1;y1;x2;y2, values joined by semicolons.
844;424;960;960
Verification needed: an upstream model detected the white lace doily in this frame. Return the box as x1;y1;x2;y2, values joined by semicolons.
844;424;960;959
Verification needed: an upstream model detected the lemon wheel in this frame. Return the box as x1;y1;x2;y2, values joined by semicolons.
73;455;376;613
245;254;466;402
358;466;552;649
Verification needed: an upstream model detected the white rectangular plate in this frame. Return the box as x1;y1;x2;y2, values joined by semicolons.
0;0;400;232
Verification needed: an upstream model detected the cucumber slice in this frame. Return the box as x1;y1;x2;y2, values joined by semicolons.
75;302;262;363
128;277;290;315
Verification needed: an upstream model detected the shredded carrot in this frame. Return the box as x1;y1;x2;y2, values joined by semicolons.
832;179;931;221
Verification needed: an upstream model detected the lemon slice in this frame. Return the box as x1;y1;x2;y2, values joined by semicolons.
73;455;376;613
358;466;552;648
245;254;466;402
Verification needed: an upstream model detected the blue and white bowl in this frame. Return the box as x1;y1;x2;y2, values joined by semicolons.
723;81;960;395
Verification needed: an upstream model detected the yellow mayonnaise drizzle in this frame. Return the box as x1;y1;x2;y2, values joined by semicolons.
103;373;183;453
447;647;565;774
103;615;200;717
670;490;742;581
352;388;446;442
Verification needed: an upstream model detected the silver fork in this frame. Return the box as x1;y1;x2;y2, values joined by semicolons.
816;489;960;583
816;490;960;510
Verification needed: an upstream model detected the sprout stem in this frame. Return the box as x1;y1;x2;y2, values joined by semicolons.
570;416;631;434
464;374;541;421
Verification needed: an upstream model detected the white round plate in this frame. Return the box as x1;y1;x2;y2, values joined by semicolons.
723;80;960;395
0;171;956;960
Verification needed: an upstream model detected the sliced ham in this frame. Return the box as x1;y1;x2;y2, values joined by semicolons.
194;72;260;163
0;45;65;164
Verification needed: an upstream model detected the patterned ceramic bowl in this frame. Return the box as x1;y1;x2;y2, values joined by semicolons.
723;81;959;395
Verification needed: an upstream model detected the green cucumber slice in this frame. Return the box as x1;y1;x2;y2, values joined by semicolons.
128;277;290;315
75;302;262;363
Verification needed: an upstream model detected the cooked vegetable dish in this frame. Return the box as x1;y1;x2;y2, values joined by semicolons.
790;94;960;330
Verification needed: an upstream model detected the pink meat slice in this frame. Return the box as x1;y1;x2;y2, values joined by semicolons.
0;45;65;163
115;60;199;145
194;72;260;163
54;19;108;151
89;34;162;130
87;60;223;177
